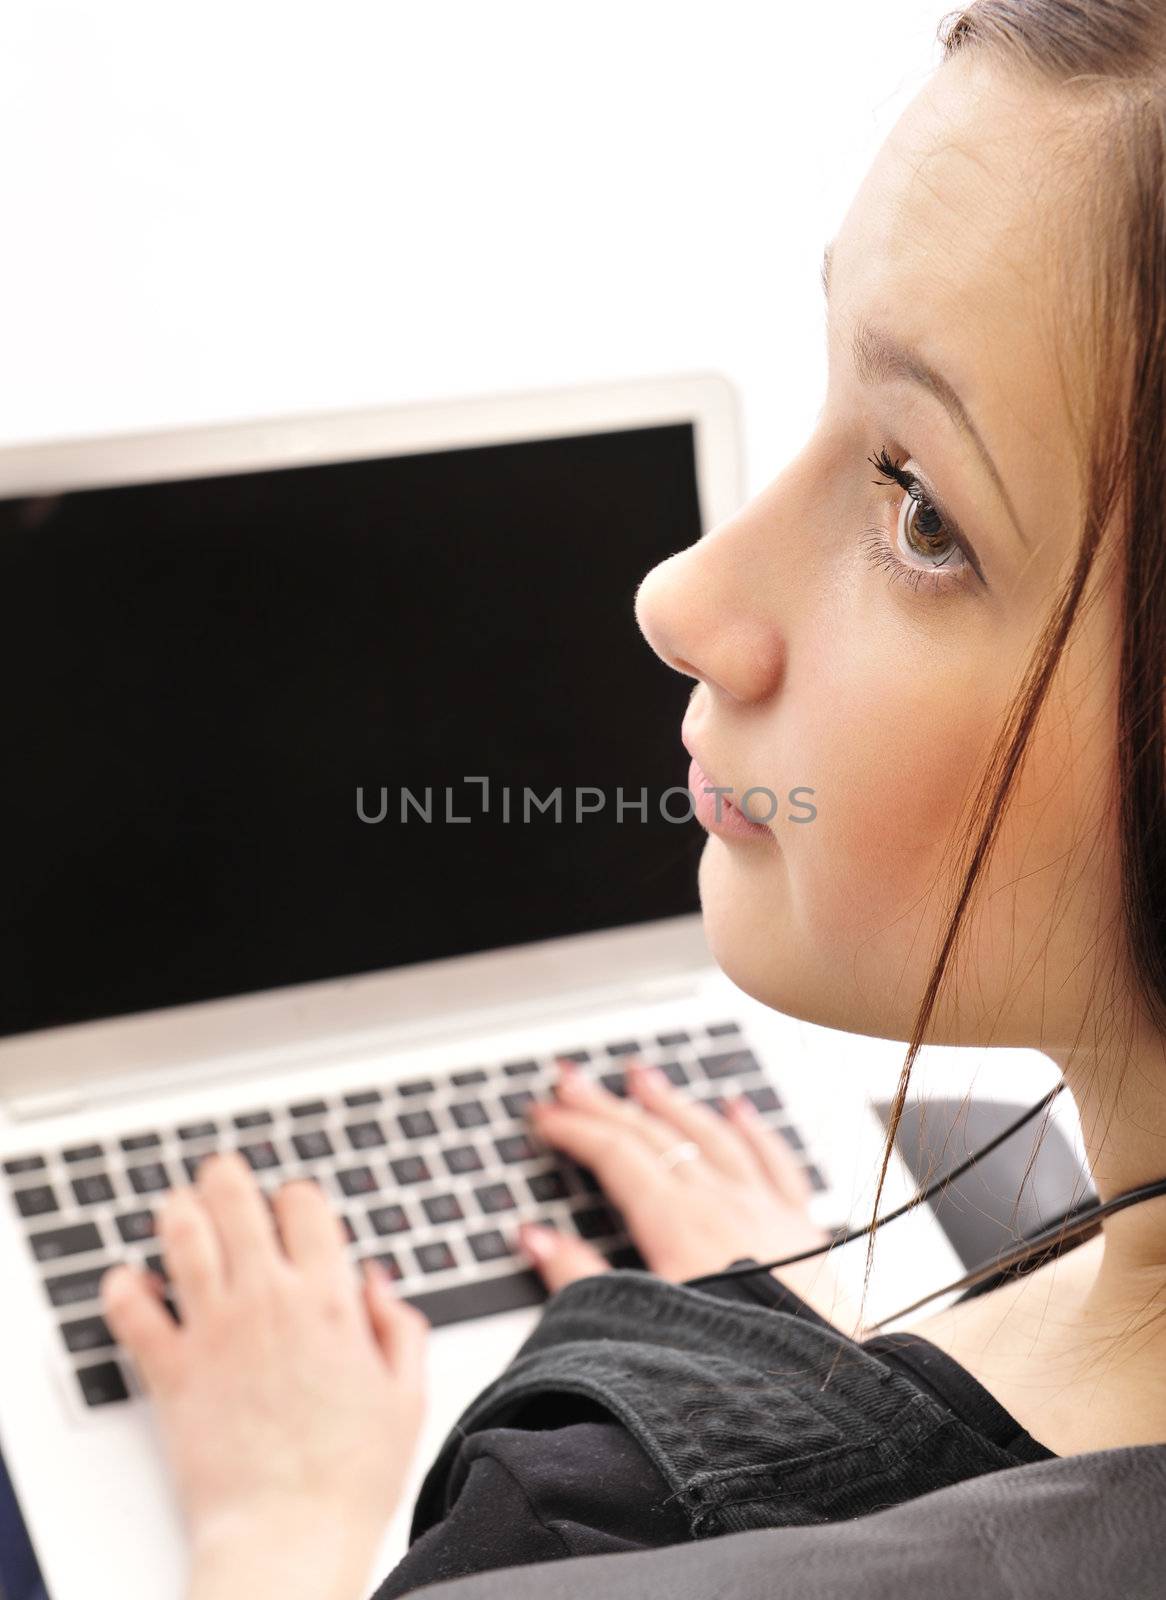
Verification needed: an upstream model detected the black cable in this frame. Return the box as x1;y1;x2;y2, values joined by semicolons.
684;1080;1069;1292
866;1170;1166;1329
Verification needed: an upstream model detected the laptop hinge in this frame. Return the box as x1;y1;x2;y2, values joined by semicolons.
4;967;706;1123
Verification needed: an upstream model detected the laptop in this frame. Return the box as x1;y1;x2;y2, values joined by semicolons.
0;373;1063;1599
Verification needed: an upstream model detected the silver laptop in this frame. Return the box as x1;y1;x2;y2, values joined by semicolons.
0;373;1008;1599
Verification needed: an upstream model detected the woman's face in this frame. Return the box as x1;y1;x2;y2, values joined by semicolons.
636;54;1122;1052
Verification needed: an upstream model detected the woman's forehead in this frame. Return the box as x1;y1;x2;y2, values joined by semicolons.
829;57;1091;566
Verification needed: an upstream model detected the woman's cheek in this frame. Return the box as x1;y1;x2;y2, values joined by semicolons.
786;666;1002;978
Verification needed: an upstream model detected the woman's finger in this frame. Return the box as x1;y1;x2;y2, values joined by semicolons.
272;1177;349;1283
550;1060;691;1158
527;1101;669;1215
625;1062;756;1179
100;1263;182;1393
193;1151;283;1285
156;1185;225;1312
727;1095;814;1205
517;1221;612;1292
362;1262;430;1382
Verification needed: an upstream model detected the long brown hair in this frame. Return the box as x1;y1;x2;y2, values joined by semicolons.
855;0;1166;1330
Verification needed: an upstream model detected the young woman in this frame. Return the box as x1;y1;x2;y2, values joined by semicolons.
98;3;1166;1597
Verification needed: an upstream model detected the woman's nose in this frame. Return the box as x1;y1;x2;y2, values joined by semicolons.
634;528;784;704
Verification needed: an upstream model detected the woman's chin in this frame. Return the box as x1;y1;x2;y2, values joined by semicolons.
696;836;867;1036
696;837;794;1011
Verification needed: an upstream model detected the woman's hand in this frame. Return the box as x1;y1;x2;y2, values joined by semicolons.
518;1059;864;1336
99;1151;429;1600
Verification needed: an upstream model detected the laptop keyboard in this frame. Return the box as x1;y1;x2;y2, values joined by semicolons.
3;1019;827;1409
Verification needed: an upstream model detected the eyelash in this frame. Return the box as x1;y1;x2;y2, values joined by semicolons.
862;444;978;596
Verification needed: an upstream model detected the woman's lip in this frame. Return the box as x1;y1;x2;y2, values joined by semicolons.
686;753;774;843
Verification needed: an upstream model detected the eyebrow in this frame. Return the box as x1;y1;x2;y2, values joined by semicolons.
820;240;1028;550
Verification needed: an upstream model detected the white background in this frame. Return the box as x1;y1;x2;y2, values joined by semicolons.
2;1;953;500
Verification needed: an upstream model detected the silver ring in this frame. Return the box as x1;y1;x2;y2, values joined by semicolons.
658;1139;701;1171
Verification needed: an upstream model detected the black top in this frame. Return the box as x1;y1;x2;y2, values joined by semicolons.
371;1264;1056;1600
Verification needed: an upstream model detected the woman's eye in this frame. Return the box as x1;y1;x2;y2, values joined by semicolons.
894;480;965;572
862;445;976;596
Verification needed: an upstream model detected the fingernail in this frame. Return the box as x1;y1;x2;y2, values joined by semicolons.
365;1257;397;1290
518;1223;555;1261
733;1094;759;1117
635;1065;668;1091
100;1263;134;1302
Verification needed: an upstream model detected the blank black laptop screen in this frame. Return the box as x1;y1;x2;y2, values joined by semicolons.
0;423;706;1037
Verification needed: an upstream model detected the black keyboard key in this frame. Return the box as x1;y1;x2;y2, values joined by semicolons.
343;1089;382;1108
495;1133;537;1164
415;1240;457;1274
369;1203;410;1235
237;1141;280;1171
805;1163;827;1193
363;1251;401;1280
605;1040;639;1057
398;1110;438;1141
660;1061;688;1086
115;1210;156;1244
744;1085;783;1114
291;1131;334;1161
177;1122;217;1141
183;1154;213;1181
397;1079;435;1097
600;1073;630;1097
778;1123;806;1154
468;1229;510;1262
603;1239;649;1271
527;1169;569;1203
13;1184;58;1218
120;1132;162;1152
337;1166;378;1197
390;1155;431;1186
45;1265;107;1307
450;1100;488;1131
706;1022;742;1037
233;1111;273;1129
61;1314;114;1354
562;1161;601;1195
450;1069;487;1086
144;1253;169;1284
290;1100;328;1119
474;1181;516;1215
341;1216;357;1244
3;1154;46;1176
72;1174;115;1206
128;1163;170;1195
63;1144;103;1164
572;1202;620;1240
30;1221;103;1262
402;1266;546;1327
442;1144;484;1176
77;1361;129;1407
422;1193;464;1226
555;1050;590;1064
502;1091;536;1120
503;1060;539;1077
656;1030;690;1046
699;1049;760;1081
346;1120;386;1150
